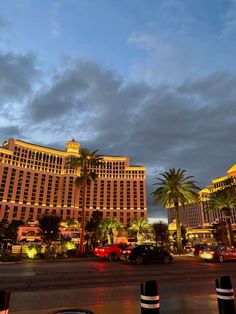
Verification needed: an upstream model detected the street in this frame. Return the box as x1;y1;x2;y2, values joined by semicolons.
0;256;235;314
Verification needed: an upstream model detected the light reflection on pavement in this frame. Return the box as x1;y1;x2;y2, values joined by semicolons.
2;256;235;314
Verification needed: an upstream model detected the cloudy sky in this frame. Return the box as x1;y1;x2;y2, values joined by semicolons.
1;0;236;221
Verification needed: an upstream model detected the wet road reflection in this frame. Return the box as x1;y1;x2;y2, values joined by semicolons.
0;256;235;314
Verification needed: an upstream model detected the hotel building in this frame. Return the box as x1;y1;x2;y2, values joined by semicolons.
168;164;236;228
0;138;147;225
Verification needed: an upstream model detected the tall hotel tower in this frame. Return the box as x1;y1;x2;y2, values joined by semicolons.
0;138;147;224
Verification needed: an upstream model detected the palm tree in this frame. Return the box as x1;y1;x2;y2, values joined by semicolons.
66;148;103;256
128;218;151;243
98;217;123;245
207;187;236;247
151;168;200;254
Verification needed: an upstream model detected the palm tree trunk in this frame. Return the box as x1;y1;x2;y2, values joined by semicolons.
175;202;182;254
108;234;111;245
226;217;232;247
79;178;87;257
223;207;233;247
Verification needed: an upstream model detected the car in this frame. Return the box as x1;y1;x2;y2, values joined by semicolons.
199;245;236;262
120;244;173;264
94;243;128;261
185;243;194;254
192;243;209;256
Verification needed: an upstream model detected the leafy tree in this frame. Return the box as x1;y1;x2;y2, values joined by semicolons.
151;168;200;254
0;219;8;241
98;217;123;245
85;210;103;246
152;222;168;246
66;149;103;256
207;185;236;247
5;220;24;243
128;218;151;243
38;215;61;244
210;220;228;245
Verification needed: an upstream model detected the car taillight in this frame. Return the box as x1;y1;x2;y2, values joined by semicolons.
209;251;215;255
101;249;105;252
94;248;98;252
199;250;202;254
125;250;131;255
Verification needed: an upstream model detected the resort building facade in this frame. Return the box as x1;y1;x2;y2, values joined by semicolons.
0;138;147;225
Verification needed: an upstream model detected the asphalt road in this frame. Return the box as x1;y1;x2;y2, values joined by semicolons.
0;256;235;314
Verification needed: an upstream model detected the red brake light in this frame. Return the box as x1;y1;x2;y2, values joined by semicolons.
94;248;98;252
125;250;131;255
199;250;202;254
210;251;215;255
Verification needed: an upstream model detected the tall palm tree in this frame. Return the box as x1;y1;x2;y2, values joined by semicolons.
128;218;151;243
207;187;236;247
66;148;103;256
151;168;200;254
98;217;123;245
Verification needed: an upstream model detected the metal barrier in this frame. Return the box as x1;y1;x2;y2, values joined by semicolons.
0;291;10;314
216;275;235;314
141;280;160;313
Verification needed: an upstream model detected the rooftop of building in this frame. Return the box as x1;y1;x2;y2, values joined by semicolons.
1;138;148;167
15;139;66;153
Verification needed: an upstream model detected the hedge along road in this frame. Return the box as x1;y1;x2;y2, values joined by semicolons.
0;256;235;314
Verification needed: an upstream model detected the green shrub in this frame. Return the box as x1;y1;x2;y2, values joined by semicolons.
66;249;77;257
0;253;23;262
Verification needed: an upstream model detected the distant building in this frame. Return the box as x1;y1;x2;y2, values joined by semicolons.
17;224;41;243
168;164;236;228
0;138;147;225
168;220;215;245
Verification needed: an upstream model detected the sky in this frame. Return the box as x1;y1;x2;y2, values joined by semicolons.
1;0;236;222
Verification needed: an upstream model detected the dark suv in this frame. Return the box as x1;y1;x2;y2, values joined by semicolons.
120;244;173;264
192;244;209;256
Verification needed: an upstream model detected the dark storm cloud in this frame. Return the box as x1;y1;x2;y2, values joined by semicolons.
28;60;122;121
178;72;236;101
0;126;23;142
0;52;40;103
126;73;236;188
26;61;236;216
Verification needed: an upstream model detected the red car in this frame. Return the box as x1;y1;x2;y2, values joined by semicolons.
94;243;128;261
199;245;236;262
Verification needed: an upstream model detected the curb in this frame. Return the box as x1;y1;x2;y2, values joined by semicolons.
0;257;95;264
